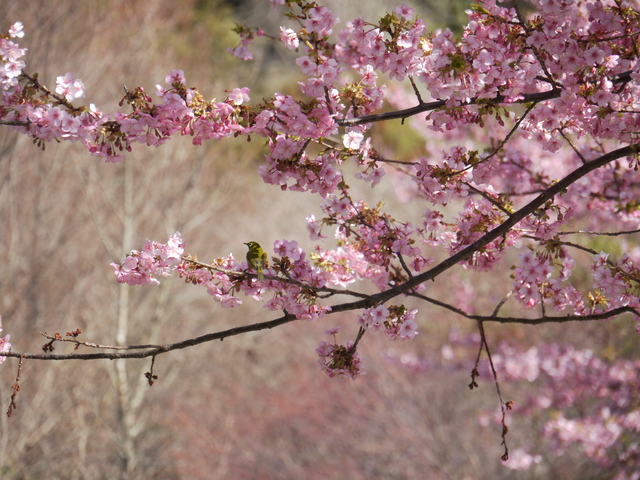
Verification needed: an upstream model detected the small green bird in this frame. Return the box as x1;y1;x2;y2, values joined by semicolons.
244;241;267;281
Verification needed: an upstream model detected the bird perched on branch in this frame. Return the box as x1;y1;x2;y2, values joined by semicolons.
244;241;267;281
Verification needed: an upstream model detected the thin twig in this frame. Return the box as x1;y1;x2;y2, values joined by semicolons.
409;291;638;325
144;355;158;386
6;356;23;417
476;321;511;462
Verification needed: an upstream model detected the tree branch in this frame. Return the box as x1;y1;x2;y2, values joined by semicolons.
336;71;632;128
336;89;562;127
330;143;639;310
3;145;637;363
1;313;297;361
410;291;638;324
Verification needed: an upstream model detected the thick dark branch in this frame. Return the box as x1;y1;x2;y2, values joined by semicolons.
331;143;640;311
337;71;632;128
337;89;561;127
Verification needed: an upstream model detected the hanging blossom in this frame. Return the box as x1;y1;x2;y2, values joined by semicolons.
316;327;365;379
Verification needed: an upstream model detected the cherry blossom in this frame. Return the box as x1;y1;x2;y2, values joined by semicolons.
280;26;299;50
1;0;640;471
316;329;365;379
55;72;85;102
111;232;185;286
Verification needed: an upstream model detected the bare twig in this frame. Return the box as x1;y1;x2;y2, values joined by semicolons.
144;355;158;386
6;356;24;417
2;313;298;361
475;320;511;462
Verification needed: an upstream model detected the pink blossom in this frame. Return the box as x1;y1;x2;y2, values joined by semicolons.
343;130;364;150
55;73;85;102
111;232;185;286
279;27;299;50
306;215;327;241
394;4;415;21
165;69;186;85
0;316;11;364
305;6;338;38
228;87;250;105
355;167;385;187
325;326;340;336
227;43;253;61
8;22;24;39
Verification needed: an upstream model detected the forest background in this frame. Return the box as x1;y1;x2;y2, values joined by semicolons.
0;0;636;479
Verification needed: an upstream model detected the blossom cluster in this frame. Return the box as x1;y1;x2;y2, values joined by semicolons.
316;327;365;379
111;232;185;286
1;32;248;162
419;331;640;474
0;22;25;89
512;250;566;309
590;251;640;313
112;235;330;316
357;304;419;340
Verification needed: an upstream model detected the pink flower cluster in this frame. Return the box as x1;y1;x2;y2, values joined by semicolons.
227;25;264;61
591;252;640;312
357;305;419;340
1;45;248;161
136;237;334;319
0;22;26;89
316;194;430;290
111;232;185;286
512;251;555;308
55;72;85;102
431;334;640;474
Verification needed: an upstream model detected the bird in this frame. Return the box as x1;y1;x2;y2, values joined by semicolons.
244;241;267;281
